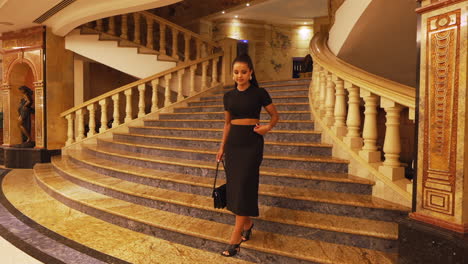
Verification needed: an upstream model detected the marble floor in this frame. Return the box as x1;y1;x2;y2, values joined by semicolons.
0;236;43;264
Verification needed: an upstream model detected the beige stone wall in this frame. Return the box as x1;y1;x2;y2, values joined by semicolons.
45;29;74;149
213;19;314;81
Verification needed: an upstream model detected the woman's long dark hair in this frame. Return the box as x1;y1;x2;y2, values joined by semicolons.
232;54;259;88
19;85;33;101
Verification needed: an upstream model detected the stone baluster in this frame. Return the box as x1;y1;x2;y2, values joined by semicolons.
314;65;322;99
151;79;159;112
133;13;141;44
201;61;209;90
146;17;154;49
138;84;146;117
189;65;197;96
359;90;381;163
332;76;347;138
159;24;166;55
196;39;202;59
211;57;219;86
164;74;172;106
172;28;179;60
87;104;96;137
99;99;108;133
318;70;327;114
76;109;85;141
184;34;191;62
96;19;103;31
176;70;185;101
324;72;336;126
343;82;363;149
124;89;133;122
66;114;74;146
107;16;115;35
112;94;120;128
121;14;128;39
379;98;405;180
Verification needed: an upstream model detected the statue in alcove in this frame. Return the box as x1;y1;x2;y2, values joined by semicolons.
16;85;35;147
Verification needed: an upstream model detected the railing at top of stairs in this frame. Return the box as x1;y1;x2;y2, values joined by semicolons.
309;32;416;206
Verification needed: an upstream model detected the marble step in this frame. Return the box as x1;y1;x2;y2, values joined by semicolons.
52;155;398;252
35;164;398;264
143;119;315;130
158;111;312;121
189;95;309;106
69;147;370;195
113;132;331;156
82;145;408;222
173;103;310;113
201;88;308;100
127;126;322;143
215;83;309;94
7;169;251;264
97;138;347;173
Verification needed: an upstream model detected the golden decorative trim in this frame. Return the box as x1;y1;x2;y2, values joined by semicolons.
416;0;466;13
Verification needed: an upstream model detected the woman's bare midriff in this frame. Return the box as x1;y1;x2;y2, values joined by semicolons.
231;118;259;125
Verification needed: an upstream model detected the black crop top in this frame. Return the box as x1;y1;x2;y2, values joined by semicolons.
223;85;273;120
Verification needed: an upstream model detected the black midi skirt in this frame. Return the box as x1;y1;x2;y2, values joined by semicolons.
225;125;264;217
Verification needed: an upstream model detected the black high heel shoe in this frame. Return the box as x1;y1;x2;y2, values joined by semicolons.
241;223;254;242
221;243;241;257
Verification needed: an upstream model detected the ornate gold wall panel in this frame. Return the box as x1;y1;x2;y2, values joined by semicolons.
422;10;460;216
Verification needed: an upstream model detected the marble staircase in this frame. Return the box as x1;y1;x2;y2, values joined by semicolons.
4;79;410;263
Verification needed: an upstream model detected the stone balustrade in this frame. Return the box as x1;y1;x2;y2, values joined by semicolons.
309;33;416;201
61;53;223;146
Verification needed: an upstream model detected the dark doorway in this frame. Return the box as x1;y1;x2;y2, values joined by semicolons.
292;57;305;78
237;40;249;56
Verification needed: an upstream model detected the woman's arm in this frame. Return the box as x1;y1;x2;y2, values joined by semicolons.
217;111;232;162
254;104;279;135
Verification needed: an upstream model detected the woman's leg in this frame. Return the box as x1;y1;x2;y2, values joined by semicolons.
222;215;249;256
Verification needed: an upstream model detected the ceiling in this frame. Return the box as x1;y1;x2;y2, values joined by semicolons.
207;0;328;25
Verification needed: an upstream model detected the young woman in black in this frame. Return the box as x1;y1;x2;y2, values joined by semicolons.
216;54;279;257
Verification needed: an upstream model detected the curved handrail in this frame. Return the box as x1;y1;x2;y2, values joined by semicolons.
310;33;416;109
60;52;223;117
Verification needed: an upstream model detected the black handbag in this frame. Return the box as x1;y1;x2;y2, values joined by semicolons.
212;160;227;209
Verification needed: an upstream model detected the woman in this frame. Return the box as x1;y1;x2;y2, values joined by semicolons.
17;85;34;143
216;54;279;257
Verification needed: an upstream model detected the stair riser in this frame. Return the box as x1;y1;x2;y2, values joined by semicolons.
201;90;308;100
36;174;320;264
128;127;322;143
53;164;395;252
189;96;309;106
97;140;345;173
143;120;315;130
159;112;311;120
114;134;330;156
216;85;309;94
174;104;310;113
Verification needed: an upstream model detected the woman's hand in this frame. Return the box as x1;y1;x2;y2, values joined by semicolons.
216;148;224;162
253;124;271;135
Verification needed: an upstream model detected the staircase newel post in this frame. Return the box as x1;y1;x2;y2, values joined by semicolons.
318;70;327;114
211;57;219;87
177;70;185;101
107;16;115;35
159;24;167;55
121;14;128;39
87;104;96;137
379;98;405;180
189;65;197;96
76;109;85;141
65;114;75;146
343;82;363;149
124;89;133;122
201;61;209;91
332;76;347;138
138;84;146;118
99;99;108;133
324;72;336;126
112;94;121;128
133;13;141;44
172;28;179;60
164;74;172;106
96;19;103;31
146;16;154;49
359;90;381;163
151;79;159;112
184;34;191;62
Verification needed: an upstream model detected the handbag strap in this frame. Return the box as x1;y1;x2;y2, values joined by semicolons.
213;159;226;190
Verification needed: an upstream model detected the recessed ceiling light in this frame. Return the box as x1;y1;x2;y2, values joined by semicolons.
222;11;225;14
235;15;239;18
303;22;307;25
246;3;250;6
